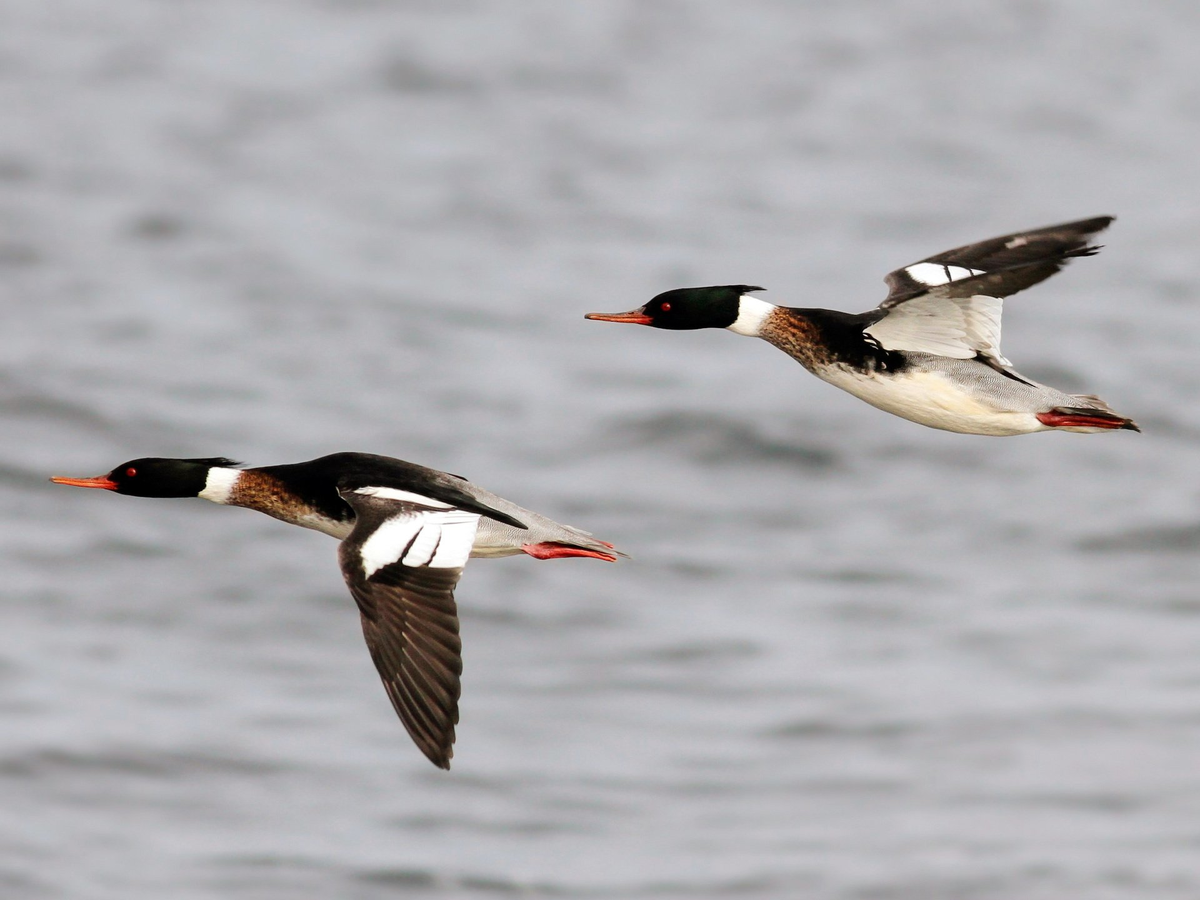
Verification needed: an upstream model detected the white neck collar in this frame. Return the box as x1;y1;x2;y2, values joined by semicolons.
198;467;240;504
726;294;775;336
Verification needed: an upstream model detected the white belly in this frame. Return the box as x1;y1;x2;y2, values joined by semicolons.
817;365;1044;436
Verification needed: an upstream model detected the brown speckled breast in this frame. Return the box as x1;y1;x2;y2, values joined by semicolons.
228;469;352;537
761;307;904;376
759;310;831;371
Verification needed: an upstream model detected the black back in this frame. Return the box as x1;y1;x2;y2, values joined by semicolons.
801;308;909;373
255;453;527;530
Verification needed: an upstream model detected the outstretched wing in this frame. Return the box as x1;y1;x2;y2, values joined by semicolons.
337;485;481;769
866;216;1113;366
880;216;1113;308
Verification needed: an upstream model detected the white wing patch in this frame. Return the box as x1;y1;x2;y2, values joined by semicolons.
428;515;479;567
904;262;985;287
359;510;480;578
352;486;454;509
865;294;1009;364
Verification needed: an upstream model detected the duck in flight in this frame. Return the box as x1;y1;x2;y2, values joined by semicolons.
51;452;622;769
586;216;1138;436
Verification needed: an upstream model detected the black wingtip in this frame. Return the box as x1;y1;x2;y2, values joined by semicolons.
1055;215;1115;237
1081;214;1116;230
419;737;454;769
1068;243;1104;259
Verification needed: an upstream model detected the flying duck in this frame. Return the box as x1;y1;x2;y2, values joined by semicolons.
51;452;622;768
586;216;1138;436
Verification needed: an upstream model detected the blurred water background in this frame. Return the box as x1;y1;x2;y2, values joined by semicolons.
5;1;1200;898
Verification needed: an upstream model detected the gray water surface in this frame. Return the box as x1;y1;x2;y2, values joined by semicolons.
5;2;1200;898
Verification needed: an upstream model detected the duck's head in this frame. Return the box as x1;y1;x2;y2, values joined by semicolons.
51;457;240;498
585;285;767;331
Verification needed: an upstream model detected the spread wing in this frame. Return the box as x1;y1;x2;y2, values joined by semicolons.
337;485;481;769
880;216;1113;308
866;216;1113;366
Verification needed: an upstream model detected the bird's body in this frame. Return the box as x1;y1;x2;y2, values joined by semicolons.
198;452;609;557
51;452;621;769
586;216;1138;436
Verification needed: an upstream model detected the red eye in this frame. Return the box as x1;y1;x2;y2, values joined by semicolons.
660;302;671;312
125;467;137;477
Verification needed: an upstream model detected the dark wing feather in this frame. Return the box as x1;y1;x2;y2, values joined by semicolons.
881;216;1114;308
336;486;480;769
344;561;464;769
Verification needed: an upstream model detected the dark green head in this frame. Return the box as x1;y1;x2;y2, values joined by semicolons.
585;285;766;331
51;457;240;498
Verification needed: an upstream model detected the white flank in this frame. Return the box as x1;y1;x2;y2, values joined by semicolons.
726;294;776;336
817;366;1040;436
904;262;985;286
198;467;240;504
353;485;453;509
359;511;480;577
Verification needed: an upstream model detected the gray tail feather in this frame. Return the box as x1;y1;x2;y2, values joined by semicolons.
1071;393;1118;413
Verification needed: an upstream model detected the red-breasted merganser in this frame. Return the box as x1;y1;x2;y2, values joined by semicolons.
586;216;1139;436
51;452;623;769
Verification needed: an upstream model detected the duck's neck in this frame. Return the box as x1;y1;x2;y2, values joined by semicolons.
198;465;354;539
198;466;241;504
726;295;777;336
758;307;903;375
